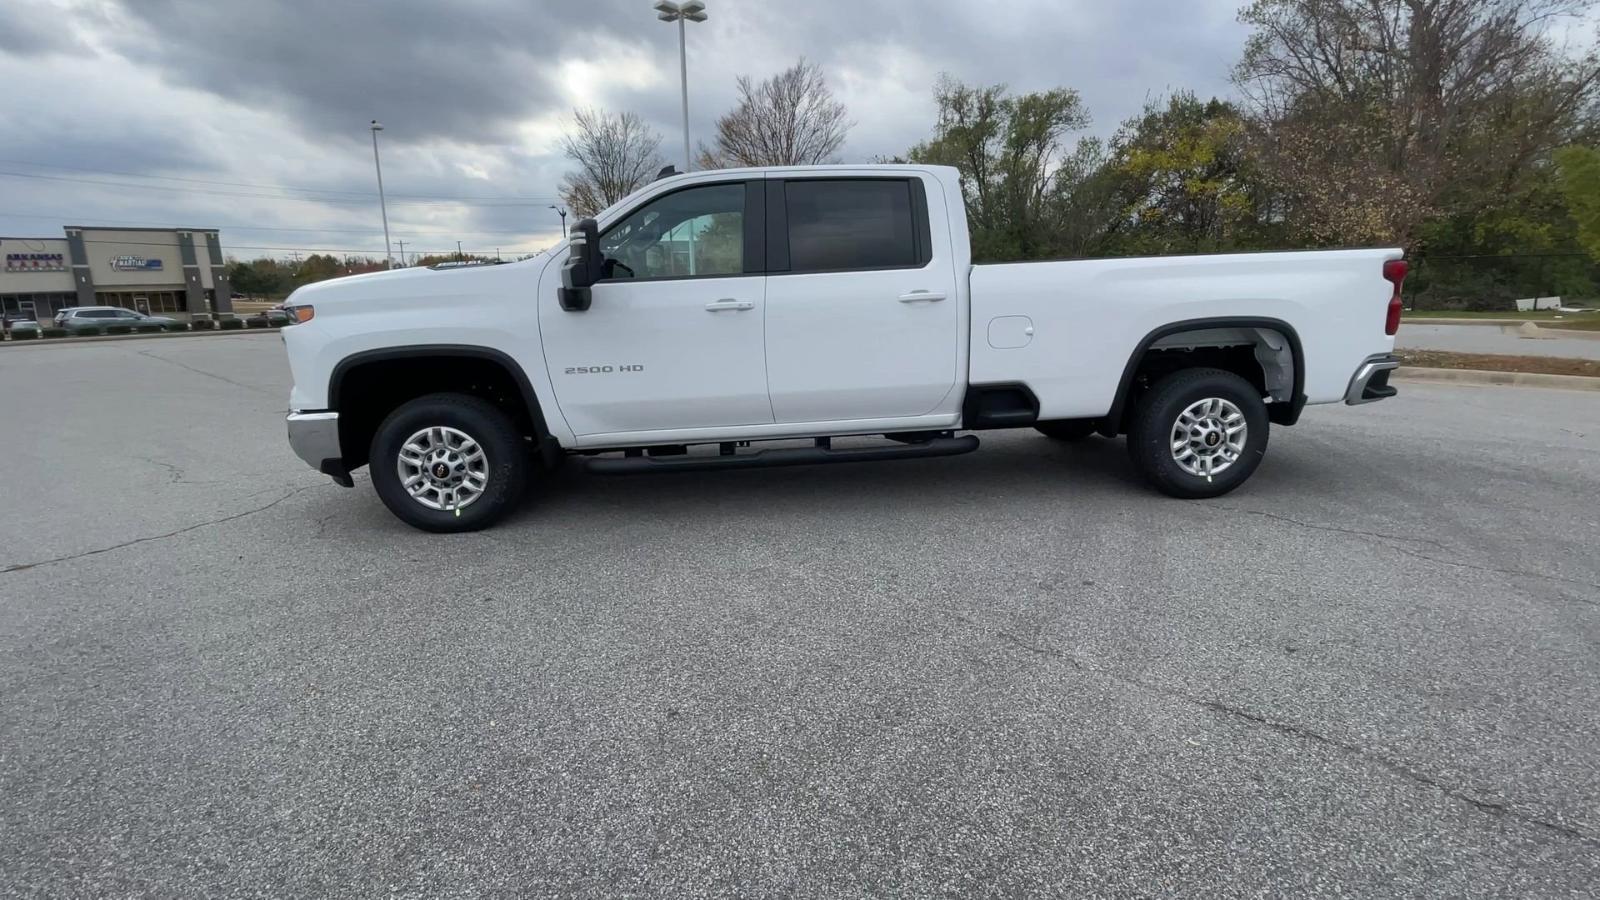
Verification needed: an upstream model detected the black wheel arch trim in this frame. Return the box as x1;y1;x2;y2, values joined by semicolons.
327;344;557;448
1105;316;1307;435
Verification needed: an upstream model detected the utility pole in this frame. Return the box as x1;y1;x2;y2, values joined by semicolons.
456;240;463;262
395;238;405;266
549;204;569;238
369;120;394;269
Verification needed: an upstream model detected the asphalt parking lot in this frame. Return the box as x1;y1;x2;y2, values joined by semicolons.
3;333;1598;897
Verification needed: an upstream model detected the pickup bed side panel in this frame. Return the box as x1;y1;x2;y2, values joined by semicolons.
966;248;1402;420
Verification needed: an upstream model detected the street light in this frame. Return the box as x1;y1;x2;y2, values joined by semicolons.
369;120;394;269
548;204;569;238
654;0;707;172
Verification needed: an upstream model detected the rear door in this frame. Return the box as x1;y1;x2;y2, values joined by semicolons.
762;176;961;423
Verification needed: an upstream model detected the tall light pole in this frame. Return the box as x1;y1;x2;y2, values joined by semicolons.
548;204;569;238
654;1;707;172
369;120;394;269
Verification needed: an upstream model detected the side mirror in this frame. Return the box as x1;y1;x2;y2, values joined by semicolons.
558;218;602;312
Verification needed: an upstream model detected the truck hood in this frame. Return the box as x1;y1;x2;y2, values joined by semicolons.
284;255;551;311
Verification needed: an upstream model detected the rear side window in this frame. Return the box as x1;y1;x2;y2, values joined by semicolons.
84;310;115;319
784;179;919;272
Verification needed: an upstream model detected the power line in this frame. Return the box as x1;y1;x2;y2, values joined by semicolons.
0;210;560;237
0;170;560;207
0;157;563;203
65;236;549;256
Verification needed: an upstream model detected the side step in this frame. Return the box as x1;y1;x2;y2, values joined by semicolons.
585;434;980;475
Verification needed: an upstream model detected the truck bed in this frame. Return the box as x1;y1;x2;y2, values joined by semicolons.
968;248;1403;420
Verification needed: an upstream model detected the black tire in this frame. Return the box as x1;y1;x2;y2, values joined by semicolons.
1126;368;1269;499
369;392;529;532
1036;420;1098;442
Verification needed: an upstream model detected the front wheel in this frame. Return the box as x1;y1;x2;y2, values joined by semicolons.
369;393;529;532
1126;368;1269;499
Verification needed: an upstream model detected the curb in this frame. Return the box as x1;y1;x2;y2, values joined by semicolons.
1404;317;1600;337
1393;366;1600;392
1;327;281;347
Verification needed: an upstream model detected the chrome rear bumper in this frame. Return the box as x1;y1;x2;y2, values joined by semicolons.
1345;354;1401;405
287;411;352;486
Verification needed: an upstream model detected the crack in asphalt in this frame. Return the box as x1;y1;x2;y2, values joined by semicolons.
1206;505;1451;551
1210;504;1600;602
135;348;269;394
1;485;320;575
950;613;1598;847
1382;543;1600;603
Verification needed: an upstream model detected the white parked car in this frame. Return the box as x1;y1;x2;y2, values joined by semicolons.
282;164;1405;531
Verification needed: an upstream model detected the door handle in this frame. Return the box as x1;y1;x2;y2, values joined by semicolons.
705;299;754;311
898;290;947;303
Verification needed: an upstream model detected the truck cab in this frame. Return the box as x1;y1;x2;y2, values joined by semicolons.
284;164;1404;531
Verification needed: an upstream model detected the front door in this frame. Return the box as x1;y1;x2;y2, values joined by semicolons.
539;180;771;437
763;176;962;423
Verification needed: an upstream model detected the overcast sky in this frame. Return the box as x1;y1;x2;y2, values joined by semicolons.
0;0;1253;260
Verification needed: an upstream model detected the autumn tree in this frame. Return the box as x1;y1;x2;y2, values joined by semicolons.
1234;0;1600;246
559;109;665;218
700;59;852;168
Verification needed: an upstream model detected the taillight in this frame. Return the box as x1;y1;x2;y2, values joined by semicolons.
1382;259;1407;335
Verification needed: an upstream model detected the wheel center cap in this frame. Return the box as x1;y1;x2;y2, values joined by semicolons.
432;462;450;479
1204;430;1221;447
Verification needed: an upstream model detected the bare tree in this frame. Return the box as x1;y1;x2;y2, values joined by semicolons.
559;109;664;218
701;59;853;168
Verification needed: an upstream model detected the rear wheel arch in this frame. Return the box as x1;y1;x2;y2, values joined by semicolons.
327;345;556;471
1106;317;1305;435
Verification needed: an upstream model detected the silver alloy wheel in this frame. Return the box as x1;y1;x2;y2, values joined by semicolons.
396;426;489;511
1170;397;1248;478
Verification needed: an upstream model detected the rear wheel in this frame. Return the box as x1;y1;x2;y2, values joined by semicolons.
1036;420;1098;442
1126;368;1268;499
369;393;529;532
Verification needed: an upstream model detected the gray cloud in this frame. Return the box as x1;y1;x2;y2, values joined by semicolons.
0;0;1253;256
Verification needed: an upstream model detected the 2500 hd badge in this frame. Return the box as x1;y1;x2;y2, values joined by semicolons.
564;365;645;374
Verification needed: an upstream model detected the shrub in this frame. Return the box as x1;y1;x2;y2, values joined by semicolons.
189;319;213;331
166;322;189;332
105;325;134;335
42;327;68;338
10;329;38;340
218;318;244;330
134;324;163;334
245;318;268;329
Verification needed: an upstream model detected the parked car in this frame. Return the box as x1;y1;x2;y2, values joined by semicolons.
246;306;293;327
283;163;1406;532
5;318;40;336
55;307;178;333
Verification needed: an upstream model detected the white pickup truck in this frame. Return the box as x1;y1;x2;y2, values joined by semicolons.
283;164;1405;531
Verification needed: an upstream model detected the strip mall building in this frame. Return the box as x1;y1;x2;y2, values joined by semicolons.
0;226;234;322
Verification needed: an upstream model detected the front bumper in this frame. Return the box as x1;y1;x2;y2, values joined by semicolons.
1345;354;1401;405
287;411;353;487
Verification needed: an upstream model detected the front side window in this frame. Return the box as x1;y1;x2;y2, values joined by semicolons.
786;179;918;272
598;183;745;281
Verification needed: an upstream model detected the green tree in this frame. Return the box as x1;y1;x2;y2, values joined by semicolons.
907;76;1094;261
1556;144;1600;260
1105;93;1275;254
